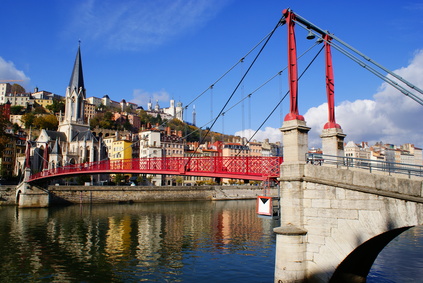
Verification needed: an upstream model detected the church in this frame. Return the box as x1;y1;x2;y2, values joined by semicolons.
28;45;108;176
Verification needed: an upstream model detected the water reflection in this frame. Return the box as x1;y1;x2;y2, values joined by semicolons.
0;201;278;282
368;225;423;282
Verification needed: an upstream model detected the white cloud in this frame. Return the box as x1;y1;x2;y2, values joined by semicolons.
130;89;170;107
235;127;282;143
305;50;423;148
237;50;423;148
67;0;229;51
0;57;30;85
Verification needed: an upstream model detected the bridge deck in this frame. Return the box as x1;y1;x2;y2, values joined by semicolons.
29;156;283;183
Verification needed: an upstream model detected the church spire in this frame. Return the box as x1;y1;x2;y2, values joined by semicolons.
69;43;85;93
58;43;89;138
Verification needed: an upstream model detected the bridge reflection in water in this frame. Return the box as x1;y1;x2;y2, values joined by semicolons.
0;200;278;282
1;200;422;281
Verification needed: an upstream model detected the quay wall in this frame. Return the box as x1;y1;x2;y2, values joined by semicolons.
0;186;17;205
1;185;277;206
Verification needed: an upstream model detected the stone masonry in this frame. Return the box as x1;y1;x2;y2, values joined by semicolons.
276;163;423;282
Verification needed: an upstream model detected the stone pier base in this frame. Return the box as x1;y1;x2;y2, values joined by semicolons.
16;182;49;208
274;225;308;282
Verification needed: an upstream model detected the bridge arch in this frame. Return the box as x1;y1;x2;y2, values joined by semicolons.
330;226;412;282
275;163;423;282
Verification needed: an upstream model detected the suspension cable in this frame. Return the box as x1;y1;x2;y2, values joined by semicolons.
234;44;325;157
180;41;322;150
191;17;284;151
290;11;423;106
137;22;286;141
223;40;322;119
185;25;284;108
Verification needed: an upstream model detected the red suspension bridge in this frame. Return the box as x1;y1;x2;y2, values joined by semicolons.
22;9;422;187
28;156;283;183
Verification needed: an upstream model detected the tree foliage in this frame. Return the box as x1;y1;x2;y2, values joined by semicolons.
138;110;164;126
33;106;47;114
46;99;65;113
33;114;58;130
10;105;24;115
0;115;10;158
22;113;58;130
21;113;35;129
10;84;25;94
90;111;117;130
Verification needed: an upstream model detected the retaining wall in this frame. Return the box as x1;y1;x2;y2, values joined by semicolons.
1;185;275;206
0;185;17;205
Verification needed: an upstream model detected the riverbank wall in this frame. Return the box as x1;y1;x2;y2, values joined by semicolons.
0;185;17;205
1;185;278;206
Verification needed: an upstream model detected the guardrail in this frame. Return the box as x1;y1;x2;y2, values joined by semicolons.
306;153;423;178
29;156;283;182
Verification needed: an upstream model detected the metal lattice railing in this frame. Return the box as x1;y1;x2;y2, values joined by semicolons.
29;156;283;182
306;153;423;178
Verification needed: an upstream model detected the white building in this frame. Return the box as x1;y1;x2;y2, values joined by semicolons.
0;83;12;104
146;99;184;121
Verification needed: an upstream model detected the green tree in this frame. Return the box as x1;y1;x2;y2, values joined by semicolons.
0;115;10;159
76;175;91;185
138;110;151;125
46;99;65;113
33;106;47;114
43;114;59;130
12;123;20;133
10;105;24;115
21;113;35;129
90;111;116;130
123;118;132;131
100;112;116;129
114;174;125;185
175;176;184;186
33;114;58;130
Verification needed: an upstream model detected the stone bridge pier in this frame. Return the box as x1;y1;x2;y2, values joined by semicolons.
275;119;423;282
15;168;49;208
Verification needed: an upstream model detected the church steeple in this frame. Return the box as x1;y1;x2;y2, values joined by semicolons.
58;43;89;140
69;43;85;94
63;43;86;124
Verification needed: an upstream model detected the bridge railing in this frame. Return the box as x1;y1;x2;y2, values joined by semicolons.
306;153;423;178
29;156;283;181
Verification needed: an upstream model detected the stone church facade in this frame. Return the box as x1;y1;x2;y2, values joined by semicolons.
27;45;108;176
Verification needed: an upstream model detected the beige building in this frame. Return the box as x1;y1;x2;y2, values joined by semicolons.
84;102;96;122
222;142;250;157
248;141;262;157
9;115;23;128
33;98;53;108
161;127;184;157
3;93;31;106
344;141;371;159
344;141;423;166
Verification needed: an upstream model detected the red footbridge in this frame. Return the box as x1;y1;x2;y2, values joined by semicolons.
28;156;283;183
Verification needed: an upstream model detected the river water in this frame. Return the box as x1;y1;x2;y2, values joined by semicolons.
0;200;421;282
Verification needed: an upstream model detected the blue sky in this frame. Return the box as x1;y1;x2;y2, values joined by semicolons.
1;0;423;148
